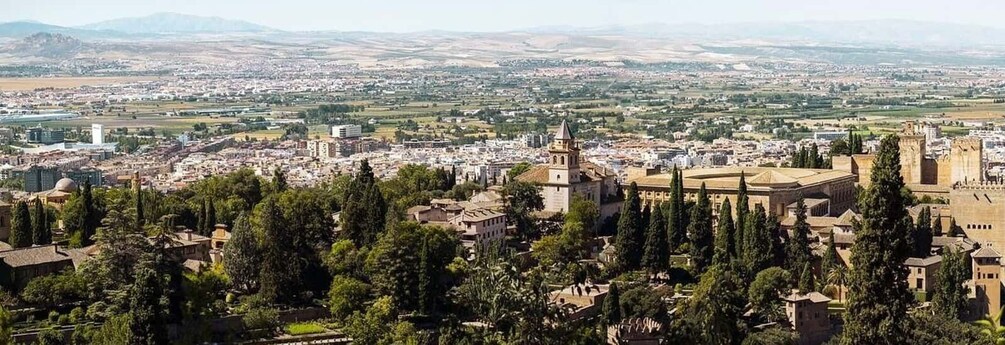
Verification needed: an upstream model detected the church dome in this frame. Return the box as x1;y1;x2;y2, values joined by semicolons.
53;178;77;192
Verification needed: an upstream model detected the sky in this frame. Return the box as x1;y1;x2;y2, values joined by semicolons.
4;0;1005;32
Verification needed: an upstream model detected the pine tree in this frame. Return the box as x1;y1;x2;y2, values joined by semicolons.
642;202;669;274
913;207;933;257
615;182;644;270
9;201;32;249
932;247;969;321
842;135;914;345
713;198;735;265
224;212;260;293
799;262;815;293
742;205;771;277
735;174;749;258
31;199;51;245
602;282;621;326
259;196;298;304
688;183;714;275
786;198;813;272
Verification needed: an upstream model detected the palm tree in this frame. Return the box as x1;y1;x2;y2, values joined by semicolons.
976;310;1005;345
826;266;848;303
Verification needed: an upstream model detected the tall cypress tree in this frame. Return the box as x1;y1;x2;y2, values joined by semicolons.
821;232;841;277
767;215;786;268
742;205;771;277
417;236;433;314
913;207;933;257
688;183;713;275
340;159;387;248
9;201;31;249
799;262;816;293
735;174;749;258
667;167;685;253
31;199;51;245
786;198;813;272
602;282;621;326
196;200;206;236
932;247;969;321
205;199;216;235
129;266;168;345
258;196;298;304
842;135;914;345
642;202;669;274
615;182;644;270
713;198;735;265
135;188;144;229
932;213;943;236
81;181;97;246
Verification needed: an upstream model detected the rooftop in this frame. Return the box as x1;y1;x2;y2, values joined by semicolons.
632;167;855;190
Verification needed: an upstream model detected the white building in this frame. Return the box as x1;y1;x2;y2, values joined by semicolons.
331;125;362;138
91;124;104;145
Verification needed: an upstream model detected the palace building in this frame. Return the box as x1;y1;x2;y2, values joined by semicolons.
629;167;857;218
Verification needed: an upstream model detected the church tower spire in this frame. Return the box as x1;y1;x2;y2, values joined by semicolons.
549;120;580;185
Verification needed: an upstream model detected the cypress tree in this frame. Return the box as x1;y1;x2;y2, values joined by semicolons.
810;144;820;168
767;215;786;268
417;236;433;314
615;182;644;270
31;199;51;245
735;174;749;258
713;198;735;265
799;262;815;293
842;135;914;345
129;266;168;345
135;188;144;229
10;201;31;248
642;202;669;274
742;205;771;277
913;207;933;257
932;247;969;321
932;213;943;236
688;183;713;275
786;198;813;272
667;167;684;253
259;196;298;304
273;167;288;192
602;282;621;326
340;159;387;248
948;218;959;237
196;200;206;236
81;181;96;246
205;199;216;235
821;232;841;277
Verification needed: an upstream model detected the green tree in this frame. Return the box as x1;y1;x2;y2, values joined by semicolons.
842;135;915;345
748;267;793;322
932;247;970;321
62;189;87;247
688;183;714;274
340;159;388;248
914;207;933;257
933;214;944;236
685;265;745;345
129;266;168;345
565;195;599;234
616;182;644;270
602;282;621;326
786;198;813;272
798;262;815;293
742;205;772;278
10;200;32;248
735;173;749;258
641;203;669;275
328;275;371;319
36;328;65;345
257;196;297;304
713;198;735;265
366;222;459;312
502;180;545;240
223;212;259;293
0;305;11;345
507;162;533;180
667;167;686;253
820;232;842;281
204;199;216;235
135;186;144;229
32;199;52;245
272;167;288;192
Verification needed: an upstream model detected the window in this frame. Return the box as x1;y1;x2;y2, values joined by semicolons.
916;278;923;289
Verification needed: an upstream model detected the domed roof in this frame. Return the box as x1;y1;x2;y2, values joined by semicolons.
53;178;77;192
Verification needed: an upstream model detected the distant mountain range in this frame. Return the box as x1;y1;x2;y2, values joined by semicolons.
78;12;276;34
0;14;1003;49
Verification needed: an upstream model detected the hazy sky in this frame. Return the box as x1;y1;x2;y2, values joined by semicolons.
4;0;1005;32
